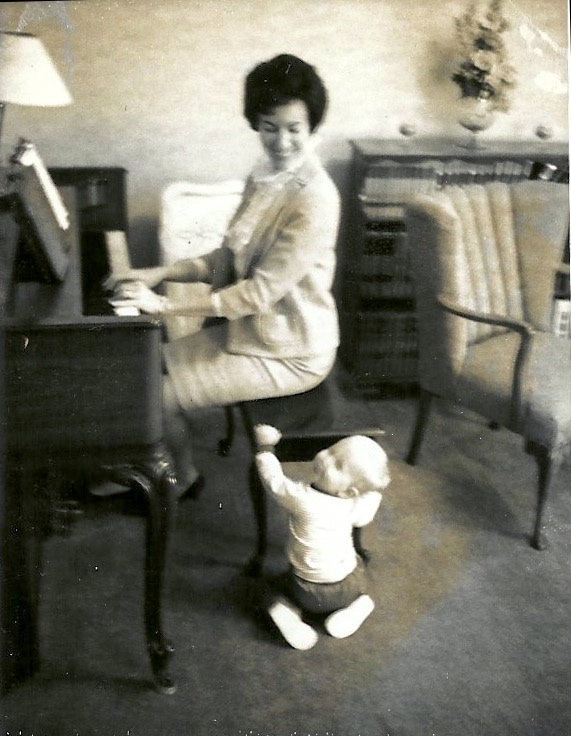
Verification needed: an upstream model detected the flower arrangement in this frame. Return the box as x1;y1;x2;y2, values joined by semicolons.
451;0;517;113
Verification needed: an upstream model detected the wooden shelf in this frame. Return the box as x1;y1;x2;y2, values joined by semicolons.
339;138;569;388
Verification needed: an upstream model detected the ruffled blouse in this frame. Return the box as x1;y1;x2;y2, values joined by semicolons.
224;152;314;277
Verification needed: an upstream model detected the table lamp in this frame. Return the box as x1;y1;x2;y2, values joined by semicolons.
0;31;72;149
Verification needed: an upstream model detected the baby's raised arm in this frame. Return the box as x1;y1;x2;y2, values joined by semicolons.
253;424;282;451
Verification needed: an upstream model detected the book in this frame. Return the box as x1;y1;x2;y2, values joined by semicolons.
552;299;571;338
8;142;70;283
11;139;69;230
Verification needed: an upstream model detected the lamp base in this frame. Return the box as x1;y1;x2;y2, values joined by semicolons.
454;133;488;151
456;96;494;151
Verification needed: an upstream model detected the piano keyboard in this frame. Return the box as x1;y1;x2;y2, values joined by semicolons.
104;231;140;315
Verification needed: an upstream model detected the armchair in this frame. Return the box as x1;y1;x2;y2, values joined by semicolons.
405;181;570;549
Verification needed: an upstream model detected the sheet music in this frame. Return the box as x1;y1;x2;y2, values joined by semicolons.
11;139;70;231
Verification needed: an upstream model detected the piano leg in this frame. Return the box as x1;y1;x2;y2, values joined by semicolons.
107;443;178;695
3;443;177;694
1;460;43;692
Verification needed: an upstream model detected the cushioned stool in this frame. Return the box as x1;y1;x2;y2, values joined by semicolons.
218;379;334;458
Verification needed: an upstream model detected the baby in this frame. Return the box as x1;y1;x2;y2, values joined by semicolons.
254;424;390;650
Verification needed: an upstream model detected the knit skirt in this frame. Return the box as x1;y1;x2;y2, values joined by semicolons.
163;322;336;412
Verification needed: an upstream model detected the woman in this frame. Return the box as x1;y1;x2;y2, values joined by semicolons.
109;54;340;495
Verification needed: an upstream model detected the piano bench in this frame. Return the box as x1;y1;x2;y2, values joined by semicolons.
217;379;334;457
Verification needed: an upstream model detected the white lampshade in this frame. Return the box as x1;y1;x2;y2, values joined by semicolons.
0;31;72;106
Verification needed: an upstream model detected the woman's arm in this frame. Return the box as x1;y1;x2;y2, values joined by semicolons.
163;258;213;283
104;256;213;291
112;280;216;316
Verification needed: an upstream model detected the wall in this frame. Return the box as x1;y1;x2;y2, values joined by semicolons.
1;0;568;260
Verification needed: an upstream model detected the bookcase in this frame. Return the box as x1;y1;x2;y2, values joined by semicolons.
339;138;569;389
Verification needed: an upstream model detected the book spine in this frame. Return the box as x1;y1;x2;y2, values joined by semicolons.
12;140;69;230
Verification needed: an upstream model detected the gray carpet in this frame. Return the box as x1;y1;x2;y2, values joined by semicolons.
2;367;570;736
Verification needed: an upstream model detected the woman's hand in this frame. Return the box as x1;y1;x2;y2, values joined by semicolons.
112;280;165;315
110;280;215;317
104;266;168;292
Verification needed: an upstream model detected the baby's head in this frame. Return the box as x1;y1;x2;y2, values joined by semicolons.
312;435;390;499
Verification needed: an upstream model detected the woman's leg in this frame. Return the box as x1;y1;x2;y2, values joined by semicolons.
164;323;336;410
162;375;201;495
161;323;336;497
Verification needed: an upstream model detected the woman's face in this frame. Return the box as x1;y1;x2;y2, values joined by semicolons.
257;99;313;172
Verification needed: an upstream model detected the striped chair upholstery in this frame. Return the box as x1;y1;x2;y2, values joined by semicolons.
405;180;570;549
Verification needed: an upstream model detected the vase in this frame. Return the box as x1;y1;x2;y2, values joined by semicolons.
457;96;495;149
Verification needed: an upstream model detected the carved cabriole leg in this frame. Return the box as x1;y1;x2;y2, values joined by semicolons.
352;527;370;565
106;443;178;694
406;389;433;465
217;405;236;457
529;441;562;551
142;446;178;695
245;460;267;577
1;457;42;690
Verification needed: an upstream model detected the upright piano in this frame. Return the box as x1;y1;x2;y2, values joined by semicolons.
0;162;177;694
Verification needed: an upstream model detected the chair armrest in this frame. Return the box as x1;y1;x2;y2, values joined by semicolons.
438;295;535;425
438;295;535;340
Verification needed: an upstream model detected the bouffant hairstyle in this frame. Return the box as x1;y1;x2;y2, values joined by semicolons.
244;54;328;132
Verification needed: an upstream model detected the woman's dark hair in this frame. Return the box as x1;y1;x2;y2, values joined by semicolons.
244;54;328;132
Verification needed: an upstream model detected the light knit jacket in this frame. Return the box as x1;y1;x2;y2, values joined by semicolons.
201;154;341;359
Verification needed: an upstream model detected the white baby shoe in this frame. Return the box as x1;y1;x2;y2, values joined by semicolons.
268;598;318;650
324;594;375;639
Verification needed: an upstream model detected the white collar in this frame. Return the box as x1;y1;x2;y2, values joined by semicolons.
250;135;322;184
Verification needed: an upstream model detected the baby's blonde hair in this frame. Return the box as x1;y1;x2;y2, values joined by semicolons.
333;435;389;493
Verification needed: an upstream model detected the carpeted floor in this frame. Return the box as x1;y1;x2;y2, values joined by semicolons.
2;366;570;736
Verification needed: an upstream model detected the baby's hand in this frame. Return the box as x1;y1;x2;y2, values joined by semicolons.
254;424;282;448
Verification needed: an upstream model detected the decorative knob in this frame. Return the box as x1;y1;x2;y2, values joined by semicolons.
399;123;416;137
535;125;553;140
